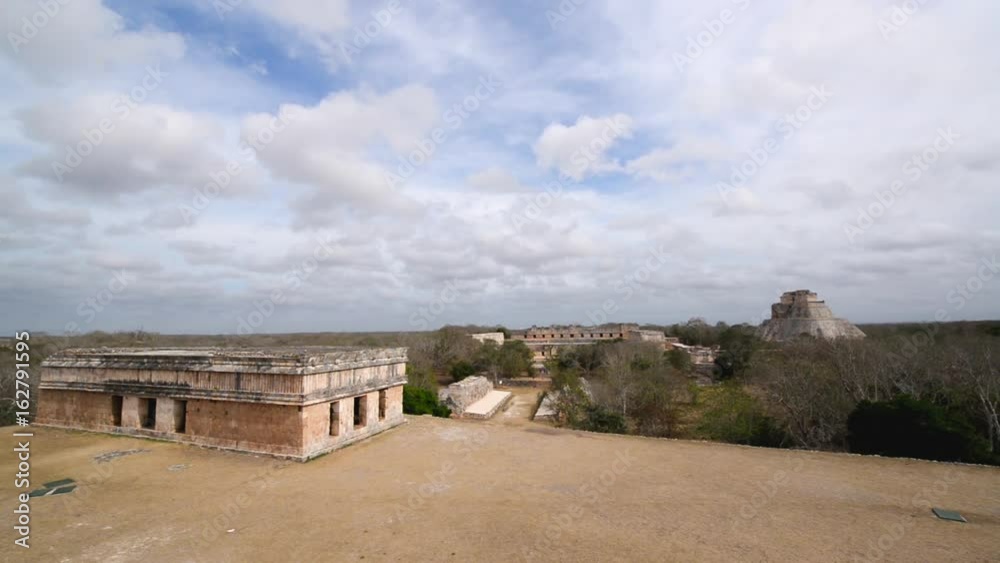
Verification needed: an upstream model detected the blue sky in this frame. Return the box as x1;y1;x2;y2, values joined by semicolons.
1;0;998;335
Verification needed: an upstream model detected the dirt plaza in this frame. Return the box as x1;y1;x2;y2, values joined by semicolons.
2;400;999;562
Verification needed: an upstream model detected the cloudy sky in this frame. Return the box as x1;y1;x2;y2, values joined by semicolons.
1;0;998;335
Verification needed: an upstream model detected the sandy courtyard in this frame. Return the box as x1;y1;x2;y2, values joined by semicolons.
2;396;999;562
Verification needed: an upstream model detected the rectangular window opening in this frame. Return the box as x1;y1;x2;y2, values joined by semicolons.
378;390;387;421
112;395;123;426
139;398;156;429
353;396;367;429
174;400;187;433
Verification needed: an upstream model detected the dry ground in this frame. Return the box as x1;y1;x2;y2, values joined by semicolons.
2;392;999;562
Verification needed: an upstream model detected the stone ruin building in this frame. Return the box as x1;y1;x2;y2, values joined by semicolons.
757;290;866;342
438;376;511;419
38;347;407;461
513;323;672;361
470;332;505;346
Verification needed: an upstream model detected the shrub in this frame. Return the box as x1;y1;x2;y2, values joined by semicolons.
697;384;789;448
402;385;451;418
847;395;991;464
580;405;627;434
666;348;692;371
449;361;476;382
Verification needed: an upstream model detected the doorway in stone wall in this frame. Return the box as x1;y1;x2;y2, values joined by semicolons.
353;396;366;429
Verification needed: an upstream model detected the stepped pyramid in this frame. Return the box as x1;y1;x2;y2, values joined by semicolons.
757;290;866;342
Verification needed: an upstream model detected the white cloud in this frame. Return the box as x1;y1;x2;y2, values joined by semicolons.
1;0;185;83
2;0;1000;333
13;94;255;200
244;84;439;221
534;114;633;180
466;167;525;193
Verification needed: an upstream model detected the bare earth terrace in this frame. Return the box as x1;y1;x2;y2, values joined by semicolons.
1;411;998;562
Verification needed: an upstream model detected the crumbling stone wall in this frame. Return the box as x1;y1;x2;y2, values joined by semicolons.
438;376;492;415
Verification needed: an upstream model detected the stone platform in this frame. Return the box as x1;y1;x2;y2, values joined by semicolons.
462;390;512;420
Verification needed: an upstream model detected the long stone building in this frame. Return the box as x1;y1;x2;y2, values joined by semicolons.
513;324;674;361
38;347;407;461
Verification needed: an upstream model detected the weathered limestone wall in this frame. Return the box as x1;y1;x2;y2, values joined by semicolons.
300;385;404;458
301;363;405;403
471;332;505;345
41;363;405;405
121;396;140;428
186;400;303;454
439;376;492;416
40;366;305;401
37;389;116;427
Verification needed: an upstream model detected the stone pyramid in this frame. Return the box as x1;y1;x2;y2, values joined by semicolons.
757;290;866;342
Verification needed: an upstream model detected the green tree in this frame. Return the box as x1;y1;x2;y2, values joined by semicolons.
406;364;438;391
697;383;788;447
449;360;476;382
402;385;451;418
666;348;692;371
847;395;992;464
581;405;627;434
714;325;761;380
473;340;502;383
498;340;533;380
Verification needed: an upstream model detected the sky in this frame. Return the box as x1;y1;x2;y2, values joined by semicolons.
1;0;998;336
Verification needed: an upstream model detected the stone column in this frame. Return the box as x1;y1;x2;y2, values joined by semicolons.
367;391;379;427
155;399;177;433
344;396;355;433
121;396;140;428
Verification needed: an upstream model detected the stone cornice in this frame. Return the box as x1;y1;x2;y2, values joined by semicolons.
41;346;408;375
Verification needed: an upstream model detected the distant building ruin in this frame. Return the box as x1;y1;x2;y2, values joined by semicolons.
38;347;407;461
757;290;866;342
470;332;505;346
513;323;671;361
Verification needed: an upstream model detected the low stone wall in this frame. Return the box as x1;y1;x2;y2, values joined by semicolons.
438;376;492;416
